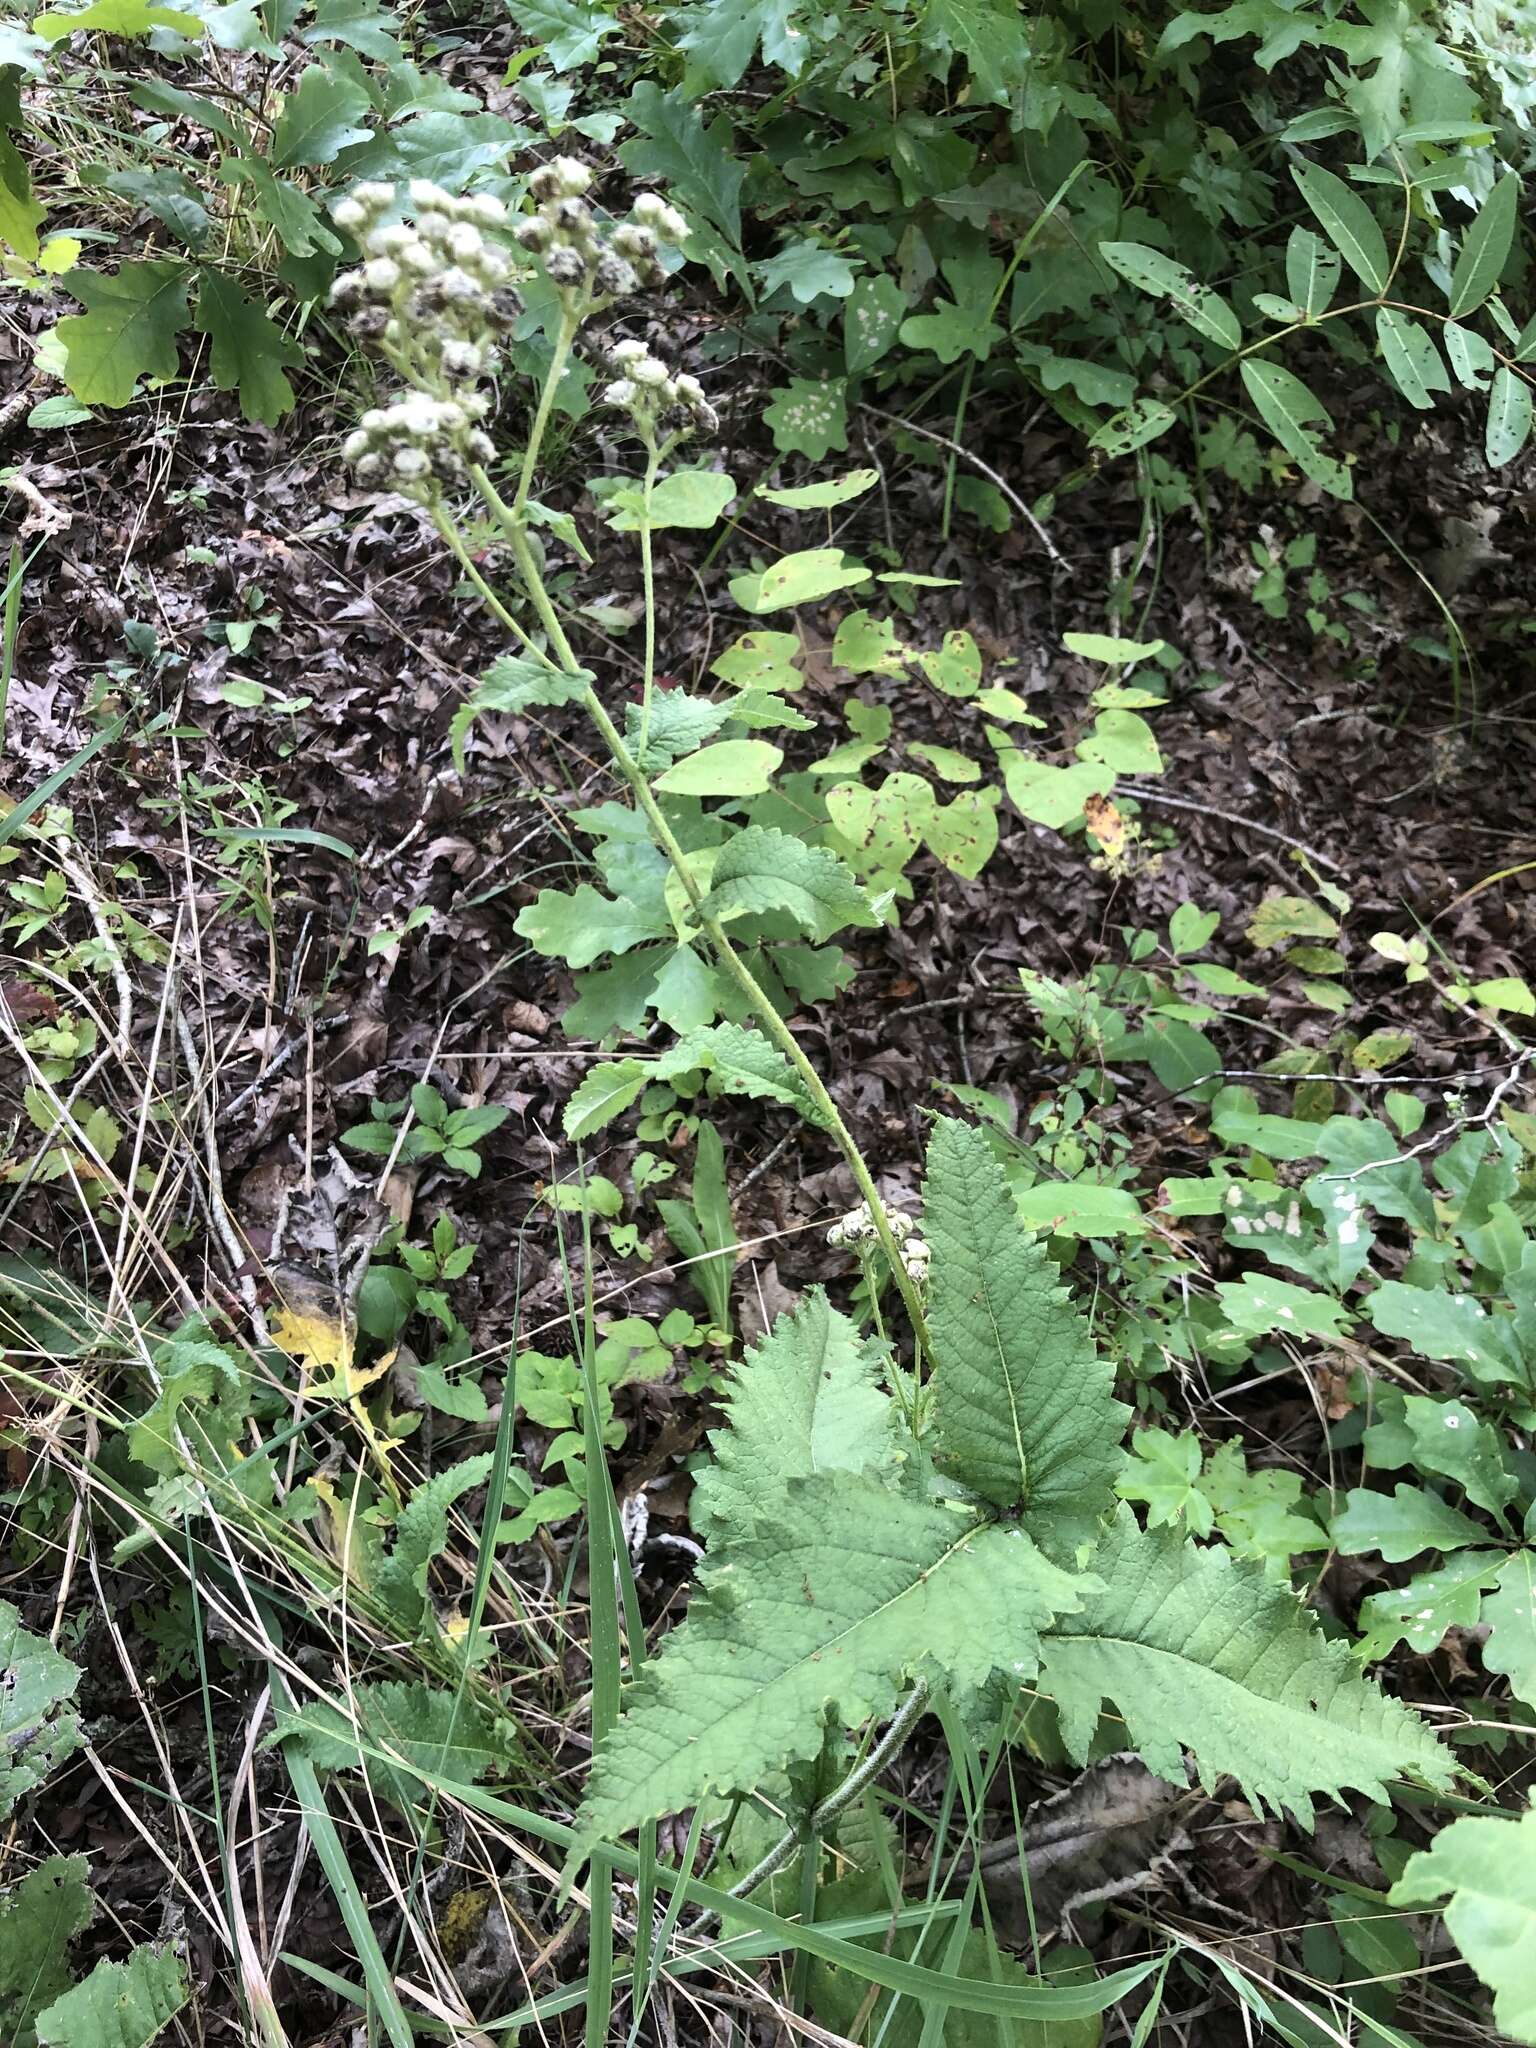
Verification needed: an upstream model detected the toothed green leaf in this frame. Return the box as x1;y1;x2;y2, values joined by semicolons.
924;1117;1128;1551
1041;1510;1454;1825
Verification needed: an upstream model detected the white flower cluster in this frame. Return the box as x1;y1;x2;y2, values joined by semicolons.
331;179;518;492
513;158;687;304
826;1202;931;1284
599;337;718;441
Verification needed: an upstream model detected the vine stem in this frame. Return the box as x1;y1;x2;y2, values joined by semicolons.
448;377;935;1367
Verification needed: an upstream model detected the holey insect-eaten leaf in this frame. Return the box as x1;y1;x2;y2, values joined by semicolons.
576;1473;1088;1847
924;1117;1128;1554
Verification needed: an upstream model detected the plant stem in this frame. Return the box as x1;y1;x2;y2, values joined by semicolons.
636;437;661;766
514;306;580;520
456;455;935;1365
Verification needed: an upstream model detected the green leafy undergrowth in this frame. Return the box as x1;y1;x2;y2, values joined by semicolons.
576;1117;1452;1853
0;1614;189;2048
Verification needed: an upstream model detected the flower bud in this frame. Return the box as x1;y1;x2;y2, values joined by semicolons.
630;356;669;388
601;378;637;407
332;197;366;234
393;447;431;479
515;216;553;252
551;155;593;196
363;256;401;296
447;223;485;265
554;197;593;237
408;178;453;211
545;247;584;286
612;223;657;261
351;181;397;214
610;339;648;368
465;192;508;226
593;252;638;296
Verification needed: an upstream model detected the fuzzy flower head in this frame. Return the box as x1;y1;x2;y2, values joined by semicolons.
598;342;718;443
826;1200;929;1284
512;160;692;309
329;178;517;495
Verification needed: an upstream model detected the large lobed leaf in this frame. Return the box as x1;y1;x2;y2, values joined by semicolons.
924;1117;1128;1553
691;1289;898;1548
1040;1510;1454;1826
578;1473;1086;1845
1390;1804;1536;2046
1;1602;81;1820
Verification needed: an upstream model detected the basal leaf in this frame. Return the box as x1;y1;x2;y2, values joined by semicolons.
35;1945;188;2048
1482;1550;1536;1709
1448;172;1519;318
1292;163;1388;293
844;273;908;374
33;0;197;37
690;1289;896;1546
763;377;849;458
563;1060;648;1140
578;1472;1085;1844
1331;1482;1488;1562
0;1855;91;2048
194;271;304;424
56;259;191;408
270;64;373;169
1042;1509;1454;1825
924;1117;1128;1550
513;883;667;968
1;1603;81;1820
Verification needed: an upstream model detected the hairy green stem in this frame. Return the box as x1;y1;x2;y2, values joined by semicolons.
514;305;581;519
636;436;662;766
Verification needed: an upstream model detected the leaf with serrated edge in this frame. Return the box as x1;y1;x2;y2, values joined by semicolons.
691;1290;896;1547
655;1021;828;1126
1042;1509;1454;1825
924;1118;1128;1550
35;1944;189;2048
563;1060;648;1140
701;825;877;943
578;1472;1086;1845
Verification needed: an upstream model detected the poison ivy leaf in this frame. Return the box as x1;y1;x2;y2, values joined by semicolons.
1483;1550;1536;1708
1285;227;1340;318
578;1472;1085;1845
701;825;878;942
758;239;857;304
1390;1806;1536;2044
1;1603;81;1819
1331;1482;1488;1562
925;1117;1128;1548
1355;1551;1505;1660
656;1022;828;1126
1240;359;1352;498
653;738;782;796
514;883;667;968
844;273;908;373
0;1855;91;2048
1292;163;1388;292
270;64;373;169
619;82;744;248
1447;172;1519;318
1042;1509;1454;1824
1375;308;1450;409
56;259;191;408
1486;365;1533;468
1098;241;1241;349
194;272;303;425
763;377;848;458
691;1290;896;1546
